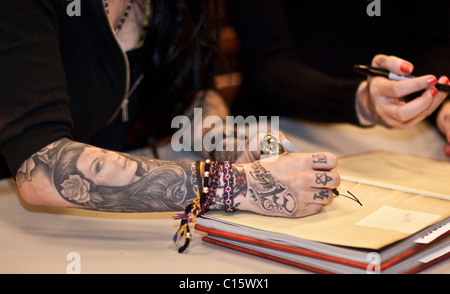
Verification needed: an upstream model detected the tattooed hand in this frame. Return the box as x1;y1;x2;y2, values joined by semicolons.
231;153;339;217
17;137;338;219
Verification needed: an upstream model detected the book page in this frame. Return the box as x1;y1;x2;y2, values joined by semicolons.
205;180;449;250
203;151;450;250
355;205;441;234
336;150;450;200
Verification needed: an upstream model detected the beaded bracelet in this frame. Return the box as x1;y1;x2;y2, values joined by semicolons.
202;161;221;213
200;159;212;206
222;161;235;212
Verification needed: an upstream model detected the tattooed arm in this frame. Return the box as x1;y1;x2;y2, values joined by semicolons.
16;137;338;217
16;138;198;212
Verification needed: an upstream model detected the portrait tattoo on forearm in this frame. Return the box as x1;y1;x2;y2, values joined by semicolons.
248;161;296;215
16;138;197;212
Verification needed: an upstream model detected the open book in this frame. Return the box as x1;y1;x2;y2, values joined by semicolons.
196;151;450;273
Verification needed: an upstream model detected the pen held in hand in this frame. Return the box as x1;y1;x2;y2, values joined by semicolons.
281;139;340;196
353;64;450;93
280;138;300;153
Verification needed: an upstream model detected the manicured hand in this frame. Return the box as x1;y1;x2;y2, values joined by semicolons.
356;54;449;128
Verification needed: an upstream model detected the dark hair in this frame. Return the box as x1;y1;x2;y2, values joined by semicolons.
140;0;220;138
51;141;188;212
89;164;188;212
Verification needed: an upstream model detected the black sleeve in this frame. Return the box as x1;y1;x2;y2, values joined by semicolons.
224;0;362;124
0;0;73;177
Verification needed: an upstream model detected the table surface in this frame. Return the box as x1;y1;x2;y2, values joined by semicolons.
1;118;448;274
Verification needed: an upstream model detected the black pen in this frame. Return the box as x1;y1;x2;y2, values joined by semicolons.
353;64;450;93
281;139;340;196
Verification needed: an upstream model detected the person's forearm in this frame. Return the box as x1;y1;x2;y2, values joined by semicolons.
16;138;199;212
15;137;340;220
187;90;249;162
15;137;254;214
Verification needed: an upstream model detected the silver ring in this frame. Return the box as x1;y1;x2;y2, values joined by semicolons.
260;134;284;157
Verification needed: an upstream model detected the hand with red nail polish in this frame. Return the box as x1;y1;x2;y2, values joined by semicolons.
356;54;449;129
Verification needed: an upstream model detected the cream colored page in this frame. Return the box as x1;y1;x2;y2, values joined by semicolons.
355;205;441;234
208;181;450;250
207;180;450;250
205;151;450;250
336;151;450;200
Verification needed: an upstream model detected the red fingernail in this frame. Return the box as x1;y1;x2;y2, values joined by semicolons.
400;62;413;74
428;76;438;85
431;87;438;96
443;76;449;84
444;144;450;157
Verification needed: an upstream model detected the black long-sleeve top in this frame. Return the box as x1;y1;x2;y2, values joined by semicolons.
0;0;133;177
0;0;216;178
225;0;450;124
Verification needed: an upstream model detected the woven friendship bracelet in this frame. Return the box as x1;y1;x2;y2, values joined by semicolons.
174;159;219;253
173;161;203;253
174;159;237;253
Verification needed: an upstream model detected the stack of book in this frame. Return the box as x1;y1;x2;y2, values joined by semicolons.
196;151;450;274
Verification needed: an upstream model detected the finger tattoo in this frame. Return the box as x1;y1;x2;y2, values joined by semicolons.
313;189;330;201
312;154;328;164
315;172;332;186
